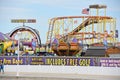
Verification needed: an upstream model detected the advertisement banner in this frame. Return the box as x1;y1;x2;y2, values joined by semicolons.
0;56;94;66
43;57;94;66
99;58;120;67
1;57;119;67
0;57;26;65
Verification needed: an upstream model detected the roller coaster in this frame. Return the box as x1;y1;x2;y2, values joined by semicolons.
46;4;120;56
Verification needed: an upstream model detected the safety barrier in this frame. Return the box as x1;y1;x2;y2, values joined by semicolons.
0;56;120;67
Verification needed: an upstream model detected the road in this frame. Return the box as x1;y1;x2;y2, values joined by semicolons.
0;72;120;80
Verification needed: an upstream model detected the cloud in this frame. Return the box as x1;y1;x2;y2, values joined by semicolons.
0;0;93;12
22;0;73;5
108;7;120;12
0;6;30;19
3;0;86;10
0;7;27;13
1;0;74;6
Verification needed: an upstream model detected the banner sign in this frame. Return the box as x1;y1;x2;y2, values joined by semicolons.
0;57;94;66
29;57;94;66
11;19;36;23
99;58;120;67
0;57;26;65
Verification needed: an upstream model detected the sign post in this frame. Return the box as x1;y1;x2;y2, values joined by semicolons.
16;31;21;76
11;19;36;26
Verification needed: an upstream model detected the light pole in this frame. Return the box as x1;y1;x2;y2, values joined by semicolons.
16;31;21;76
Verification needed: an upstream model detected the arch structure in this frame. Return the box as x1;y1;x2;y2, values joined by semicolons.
9;26;41;46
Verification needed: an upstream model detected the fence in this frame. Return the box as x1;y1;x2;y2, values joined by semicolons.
0;56;120;67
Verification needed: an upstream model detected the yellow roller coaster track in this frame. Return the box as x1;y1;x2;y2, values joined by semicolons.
46;16;114;45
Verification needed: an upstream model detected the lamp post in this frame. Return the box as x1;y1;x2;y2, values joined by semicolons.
16;31;21;76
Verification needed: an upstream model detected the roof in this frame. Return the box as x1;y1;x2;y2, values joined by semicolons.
89;4;107;9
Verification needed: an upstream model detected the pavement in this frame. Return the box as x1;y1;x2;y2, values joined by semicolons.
0;72;120;80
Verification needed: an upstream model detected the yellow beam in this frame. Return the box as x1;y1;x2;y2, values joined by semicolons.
104;8;106;16
96;8;99;16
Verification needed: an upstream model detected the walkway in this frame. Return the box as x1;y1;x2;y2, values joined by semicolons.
0;72;120;80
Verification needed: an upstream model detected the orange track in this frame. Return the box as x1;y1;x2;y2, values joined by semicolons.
47;16;113;44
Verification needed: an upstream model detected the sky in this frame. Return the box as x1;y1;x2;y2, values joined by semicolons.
0;0;120;43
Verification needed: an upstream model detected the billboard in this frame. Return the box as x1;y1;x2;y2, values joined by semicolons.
0;56;94;66
99;58;120;67
1;56;120;67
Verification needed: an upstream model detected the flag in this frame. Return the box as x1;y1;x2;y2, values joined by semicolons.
74;20;77;24
82;8;89;15
103;37;108;47
52;38;59;44
115;30;118;38
72;38;78;43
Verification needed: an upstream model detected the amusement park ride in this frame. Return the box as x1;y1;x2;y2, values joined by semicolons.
0;4;120;57
0;19;41;55
46;4;120;57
